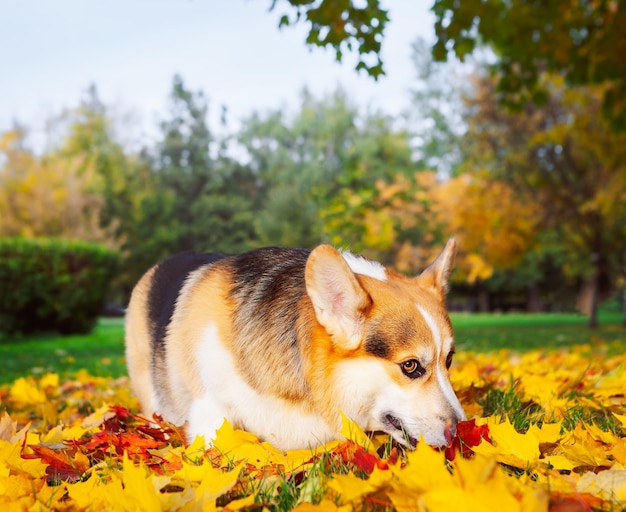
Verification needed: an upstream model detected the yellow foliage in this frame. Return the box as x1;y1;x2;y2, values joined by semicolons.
0;343;625;510
431;173;541;282
0;128;117;246
9;377;47;406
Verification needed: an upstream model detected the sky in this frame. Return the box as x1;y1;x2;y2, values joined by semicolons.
0;0;435;146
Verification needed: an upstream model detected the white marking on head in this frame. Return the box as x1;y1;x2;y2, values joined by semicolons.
340;251;387;281
416;305;466;421
416;304;442;352
335;358;456;446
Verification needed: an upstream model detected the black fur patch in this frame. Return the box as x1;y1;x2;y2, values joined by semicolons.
147;252;227;361
364;332;390;359
228;247;311;348
228;247;312;397
364;318;418;359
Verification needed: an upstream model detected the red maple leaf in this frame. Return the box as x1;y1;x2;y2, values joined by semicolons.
351;445;389;474
444;419;491;460
27;444;90;483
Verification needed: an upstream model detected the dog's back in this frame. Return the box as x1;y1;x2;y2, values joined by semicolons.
126;248;317;428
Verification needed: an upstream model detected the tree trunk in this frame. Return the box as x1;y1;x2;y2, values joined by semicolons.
477;288;490;313
588;276;599;329
576;272;600;329
527;284;544;312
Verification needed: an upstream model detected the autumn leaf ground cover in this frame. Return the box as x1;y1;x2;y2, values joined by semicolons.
1;316;625;511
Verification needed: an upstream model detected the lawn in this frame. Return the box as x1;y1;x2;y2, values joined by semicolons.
452;310;626;352
1;312;626;510
0;317;127;385
0;312;624;384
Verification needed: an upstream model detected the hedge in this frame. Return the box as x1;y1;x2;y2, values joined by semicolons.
0;238;120;336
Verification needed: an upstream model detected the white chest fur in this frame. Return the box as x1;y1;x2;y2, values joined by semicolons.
187;323;336;451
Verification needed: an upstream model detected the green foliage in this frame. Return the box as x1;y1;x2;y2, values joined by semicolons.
0;238;119;337
270;0;389;78
125;76;258;277
238;88;414;250
432;0;626;129
561;403;624;435
408;37;465;177
2;60;625;318
478;383;543;432
61;85;146;247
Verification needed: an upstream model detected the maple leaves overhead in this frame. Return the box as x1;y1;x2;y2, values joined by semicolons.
1;346;626;511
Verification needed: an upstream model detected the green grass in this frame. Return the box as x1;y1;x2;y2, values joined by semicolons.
0;317;126;384
0;312;624;385
451;311;625;352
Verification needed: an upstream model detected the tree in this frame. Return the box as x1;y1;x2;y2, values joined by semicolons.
432;0;626;128
431;173;541;285
238;88;415;251
0;127;116;246
237;89;358;248
269;0;388;78
461;73;626;326
326;171;444;273
59;86;146;249
133;76;257;267
408;37;467;178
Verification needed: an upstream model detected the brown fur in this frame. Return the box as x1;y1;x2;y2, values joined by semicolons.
125;241;465;450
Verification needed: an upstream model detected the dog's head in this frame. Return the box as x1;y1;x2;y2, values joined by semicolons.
305;239;465;447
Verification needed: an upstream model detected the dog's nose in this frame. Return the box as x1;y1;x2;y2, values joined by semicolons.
444;419;457;445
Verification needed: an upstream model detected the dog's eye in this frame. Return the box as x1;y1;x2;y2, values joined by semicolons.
446;351;455;370
401;359;426;378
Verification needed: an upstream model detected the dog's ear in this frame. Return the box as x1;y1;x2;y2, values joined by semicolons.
416;238;457;296
305;245;371;351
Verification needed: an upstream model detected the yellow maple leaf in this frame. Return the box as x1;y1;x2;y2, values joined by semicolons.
105;452;171;511
159;485;200;512
534;469;580;495
221;494;256;510
0;439;47;478
66;474;108;510
388;437;452;506
292;499;349;511
40;423;88;444
472;417;540;469
419;482;536;512
327;466;390;504
340;411;374;452
39;372;59;391
557;423;615;468
183;432;207;459
9;377;46;406
543;455;576;472
192;461;244;508
526;422;562;445
0;472;43;501
611;439;626;465
212;420;321;470
212;420;259;453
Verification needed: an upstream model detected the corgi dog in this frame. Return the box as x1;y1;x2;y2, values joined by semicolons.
125;240;465;451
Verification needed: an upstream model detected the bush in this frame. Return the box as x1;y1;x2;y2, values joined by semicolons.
0;238;120;336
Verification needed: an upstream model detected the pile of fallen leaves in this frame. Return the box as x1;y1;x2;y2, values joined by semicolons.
1;344;625;511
